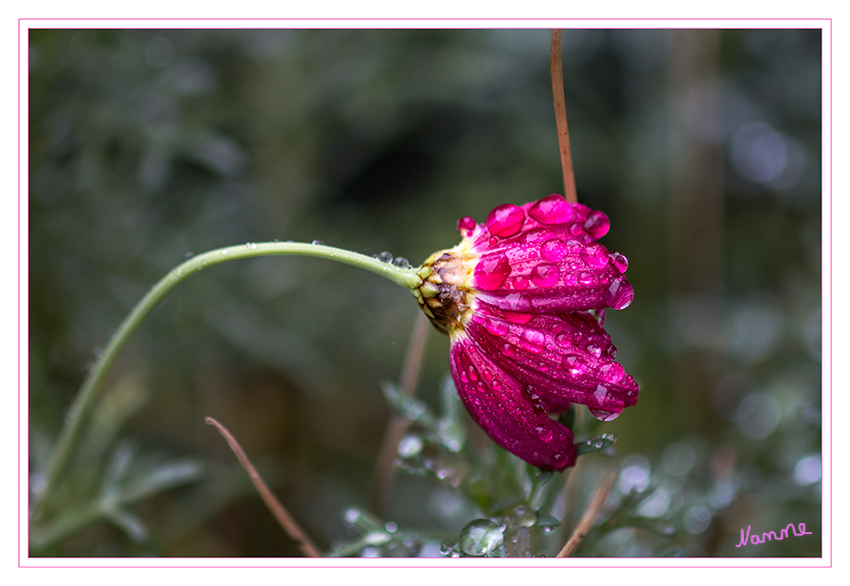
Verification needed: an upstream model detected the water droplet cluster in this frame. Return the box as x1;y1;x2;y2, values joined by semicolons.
454;195;633;314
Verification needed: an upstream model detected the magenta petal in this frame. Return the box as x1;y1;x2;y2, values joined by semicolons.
450;335;577;471
473;243;634;314
465;302;639;418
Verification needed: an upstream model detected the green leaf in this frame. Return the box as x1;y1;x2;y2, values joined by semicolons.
576;433;617;456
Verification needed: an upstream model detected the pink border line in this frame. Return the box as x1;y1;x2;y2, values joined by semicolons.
18;19;832;570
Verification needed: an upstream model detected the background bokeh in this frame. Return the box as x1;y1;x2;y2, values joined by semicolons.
28;28;822;557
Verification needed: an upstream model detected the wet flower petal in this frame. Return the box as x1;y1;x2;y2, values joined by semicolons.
415;194;638;470
450;334;577;471
465;301;638;418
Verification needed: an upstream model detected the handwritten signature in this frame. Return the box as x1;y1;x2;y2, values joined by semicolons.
736;522;812;548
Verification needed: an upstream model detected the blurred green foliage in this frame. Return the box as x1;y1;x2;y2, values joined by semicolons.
28;28;821;557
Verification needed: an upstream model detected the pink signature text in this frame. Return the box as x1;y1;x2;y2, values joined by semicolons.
736;523;813;548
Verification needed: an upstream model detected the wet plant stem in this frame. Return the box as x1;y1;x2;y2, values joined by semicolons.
32;242;421;520
206;417;321;557
551;29;577;204
371;312;431;514
557;471;616;557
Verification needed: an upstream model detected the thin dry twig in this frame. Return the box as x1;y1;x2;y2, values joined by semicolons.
556;470;616;557
205;416;321;557
551;29;577;203
371;312;431;514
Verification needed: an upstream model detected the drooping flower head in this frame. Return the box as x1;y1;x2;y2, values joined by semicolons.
414;195;638;471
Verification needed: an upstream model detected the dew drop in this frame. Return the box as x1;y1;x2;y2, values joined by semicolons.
221;249;228;255
520;329;545;354
609;252;629;273
491;379;502;391
530;263;560;288
581;243;610;269
578;272;595;285
185;251;195;259
609;278;634;309
484;317;509;337
594;384;610;402
375;251;393;263
503;311;533;324
312;240;324;246
584;211;610;239
535;426;554;443
393;256;411;269
541;238;568;262
457;216;477;236
586;343;603;357
483;369;493;380
528;194;574;225
468;366;479;382
563;354;587;375
556;334;572;348
459;371;469;383
590;408;620;422
502;343;516;358
598;362;625;383
474;254;511;291
513;276;529;290
486;203;525;237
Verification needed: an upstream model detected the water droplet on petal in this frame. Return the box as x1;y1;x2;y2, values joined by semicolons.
530;263;559;288
598;362;625;383
578;272;595;285
586;343;603;357
486;204;525;237
541;238;569;262
609;252;629;273
563;354;587;374
535;426;554;443
594;384;610;401
474;255;511;291
590;408;620;421
484;317;509;337
529;194;575;225
457;216;477;236
468;366;479;382
609;278;634;309
502;343;516;358
584;211;610;239
556;334;572;348
513;276;529;290
520;329;545;354
581;243;610;269
503;311;534;324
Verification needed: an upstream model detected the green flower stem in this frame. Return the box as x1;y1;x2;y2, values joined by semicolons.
32;242;421;519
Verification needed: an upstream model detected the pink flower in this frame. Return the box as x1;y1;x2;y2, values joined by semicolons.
415;195;638;471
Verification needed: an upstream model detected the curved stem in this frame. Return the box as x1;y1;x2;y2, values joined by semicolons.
32;242;421;519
